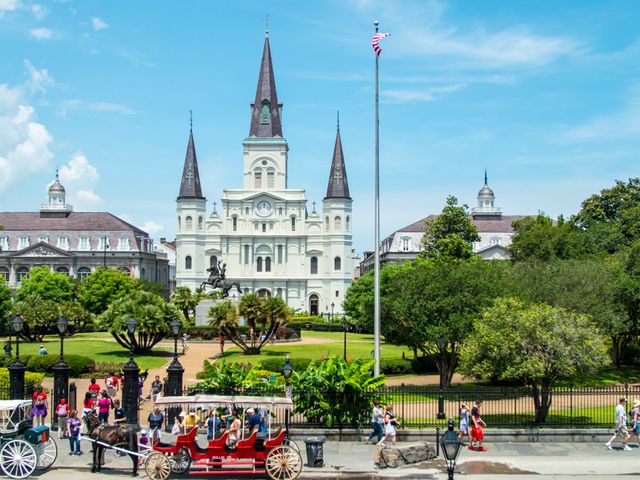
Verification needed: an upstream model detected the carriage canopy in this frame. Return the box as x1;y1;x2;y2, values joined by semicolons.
154;395;293;410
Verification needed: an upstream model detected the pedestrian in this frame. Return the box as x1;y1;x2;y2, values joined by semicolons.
138;376;145;404
206;410;221;441
469;400;487;451
365;400;384;444
182;332;188;353
631;399;640;446
32;395;47;426
38;344;47;355
97;390;111;424
67;410;82;456
148;406;164;444
31;385;48;415
113;399;127;424
105;372;117;399
55;398;70;439
88;378;101;401
458;402;470;441
149;375;163;403
377;405;400;447
219;334;225;355
139;429;150;450
82;391;95;433
606;397;632;451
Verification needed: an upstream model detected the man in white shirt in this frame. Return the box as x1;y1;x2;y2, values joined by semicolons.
606;397;632;450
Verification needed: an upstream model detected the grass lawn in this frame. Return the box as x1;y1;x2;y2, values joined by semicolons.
16;333;172;371
218;331;412;365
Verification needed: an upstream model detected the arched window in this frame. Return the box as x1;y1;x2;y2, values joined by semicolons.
334;256;341;271
185;216;193;230
77;267;91;281
56;266;69;275
310;256;318;275
254;170;262;188
291;216;296;232
346;216;350;231
257;257;263;272
260;100;271;124
185;256;192;270
178;216;181;230
232;216;238;232
277;288;283;298
16;267;29;284
334;216;342;230
309;294;319;316
262;223;266;233
325;216;329;231
267;169;275;188
265;257;271;272
198;216;203;230
0;267;9;282
210;256;218;267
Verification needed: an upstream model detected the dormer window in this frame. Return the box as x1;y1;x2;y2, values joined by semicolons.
18;236;29;250
57;236;69;250
260;100;271;124
0;237;8;251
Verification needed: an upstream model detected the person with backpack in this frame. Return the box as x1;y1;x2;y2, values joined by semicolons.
55;399;70;439
67;410;83;456
105;373;117;399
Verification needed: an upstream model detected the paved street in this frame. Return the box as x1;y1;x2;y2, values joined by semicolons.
27;435;640;479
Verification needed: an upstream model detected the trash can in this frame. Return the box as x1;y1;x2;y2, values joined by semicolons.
304;436;326;468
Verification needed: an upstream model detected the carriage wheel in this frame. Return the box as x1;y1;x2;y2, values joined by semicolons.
265;445;302;480
284;438;300;454
0;440;37;479
145;452;171;480
169;447;191;474
35;437;58;470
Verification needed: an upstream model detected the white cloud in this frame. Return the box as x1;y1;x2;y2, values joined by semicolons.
91;16;108;31
57;99;135;116
0;0;19;14
30;3;46;20
382;83;467;103
57;152;102;209
30;27;52;40
142;221;165;236
76;189;102;206
24;60;53;94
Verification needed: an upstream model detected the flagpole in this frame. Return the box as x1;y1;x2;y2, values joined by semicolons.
373;19;381;377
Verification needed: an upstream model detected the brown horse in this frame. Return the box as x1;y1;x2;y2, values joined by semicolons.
84;410;139;477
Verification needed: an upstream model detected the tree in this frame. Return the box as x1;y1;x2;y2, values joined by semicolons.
77;268;136;315
96;290;183;353
343;271;374;333
459;298;609;423
171;286;206;323
15;266;75;304
0;279;11;335
420;196;480;260
59;301;94;334
12;296;59;342
136;278;168;297
383;258;507;386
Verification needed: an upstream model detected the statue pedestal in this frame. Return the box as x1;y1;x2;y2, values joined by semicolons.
195;299;214;326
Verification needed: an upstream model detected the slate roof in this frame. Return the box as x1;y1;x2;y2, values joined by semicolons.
324;127;351;199
177;130;204;199
0;212;147;233
249;35;283;138
398;215;527;234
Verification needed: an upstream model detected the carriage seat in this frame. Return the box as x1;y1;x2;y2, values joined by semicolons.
207;431;228;449
235;431;258;449
154;425;198;451
263;428;286;448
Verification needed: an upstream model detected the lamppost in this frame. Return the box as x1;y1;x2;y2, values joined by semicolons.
437;335;446;420
281;356;294;437
166;318;184;428
343;317;348;361
440;418;463;479
8;316;25;400
122;317;140;427
330;302;335;322
52;316;70;431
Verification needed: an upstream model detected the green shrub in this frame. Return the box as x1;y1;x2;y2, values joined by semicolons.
411;355;438;374
0;355;33;368
26;354;95;377
185;325;252;340
286;321;343;332
0;368;45;386
259;357;313;373
380;358;413;375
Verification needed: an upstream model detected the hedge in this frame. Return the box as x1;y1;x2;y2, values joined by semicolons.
185;325;252;340
0;368;45;386
0;354;95;377
380;358;413;375
286;321;344;333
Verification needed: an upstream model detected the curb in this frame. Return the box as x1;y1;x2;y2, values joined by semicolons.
300;468;439;479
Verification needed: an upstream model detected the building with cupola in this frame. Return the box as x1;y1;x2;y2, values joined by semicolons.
0;173;170;290
175;32;353;316
359;172;528;273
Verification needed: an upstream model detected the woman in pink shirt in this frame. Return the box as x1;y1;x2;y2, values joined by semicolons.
97;390;111;424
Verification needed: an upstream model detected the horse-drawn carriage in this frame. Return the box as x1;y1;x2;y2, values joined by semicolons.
0;400;57;479
145;394;302;480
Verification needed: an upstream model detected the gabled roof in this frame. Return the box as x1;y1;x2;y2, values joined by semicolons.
178;130;204;200
0;212;148;234
396;215;528;234
249;35;283;138
324;126;351;200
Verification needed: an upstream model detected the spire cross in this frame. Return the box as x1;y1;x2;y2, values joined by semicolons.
312;201;316;213
337;110;340;130
185;168;194;186
213;201;217;213
333;169;343;186
190;110;193;131
265;14;269;36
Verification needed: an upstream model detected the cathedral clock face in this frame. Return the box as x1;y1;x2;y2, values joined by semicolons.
256;200;272;216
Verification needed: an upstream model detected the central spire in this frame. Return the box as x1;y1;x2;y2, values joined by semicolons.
325;115;351;200
249;33;283;138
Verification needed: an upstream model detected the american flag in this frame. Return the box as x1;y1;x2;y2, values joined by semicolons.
372;32;391;56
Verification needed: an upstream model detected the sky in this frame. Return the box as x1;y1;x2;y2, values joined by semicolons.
1;0;639;255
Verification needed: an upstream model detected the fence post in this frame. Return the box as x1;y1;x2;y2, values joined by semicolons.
569;386;573;429
401;383;406;428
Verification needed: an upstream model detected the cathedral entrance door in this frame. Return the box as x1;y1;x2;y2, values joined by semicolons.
257;288;271;299
309;294;319;316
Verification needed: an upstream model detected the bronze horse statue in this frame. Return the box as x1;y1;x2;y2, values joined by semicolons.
200;260;242;298
84;410;139;477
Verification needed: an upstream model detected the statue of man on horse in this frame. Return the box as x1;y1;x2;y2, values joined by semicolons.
201;258;241;299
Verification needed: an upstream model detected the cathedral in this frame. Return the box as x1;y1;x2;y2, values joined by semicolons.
175;33;353;315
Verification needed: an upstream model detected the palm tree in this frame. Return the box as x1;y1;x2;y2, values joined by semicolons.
237;293;266;352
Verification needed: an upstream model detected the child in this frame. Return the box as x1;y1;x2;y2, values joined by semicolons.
33;395;47;427
67;410;82;456
469;400;487;451
377;405;400;447
458;403;470;441
55;399;70;439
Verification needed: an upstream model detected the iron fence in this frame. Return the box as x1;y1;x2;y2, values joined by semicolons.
165;384;637;430
0;381;36;401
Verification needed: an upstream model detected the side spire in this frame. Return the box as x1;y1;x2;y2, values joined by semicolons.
178;117;204;200
249;32;283;138
325;118;351;199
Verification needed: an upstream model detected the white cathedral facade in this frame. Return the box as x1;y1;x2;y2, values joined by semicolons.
175;33;353;315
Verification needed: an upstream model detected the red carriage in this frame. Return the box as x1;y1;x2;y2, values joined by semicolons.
145;395;302;480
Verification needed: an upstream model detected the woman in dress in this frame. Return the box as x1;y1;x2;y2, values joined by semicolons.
458;402;470;441
32;395;47;426
377;405;400;447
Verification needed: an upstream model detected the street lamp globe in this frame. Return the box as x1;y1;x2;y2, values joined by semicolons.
437;335;447;350
57;316;68;335
281;356;293;380
171;318;181;337
11;316;23;333
441;418;462;479
127;317;137;335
